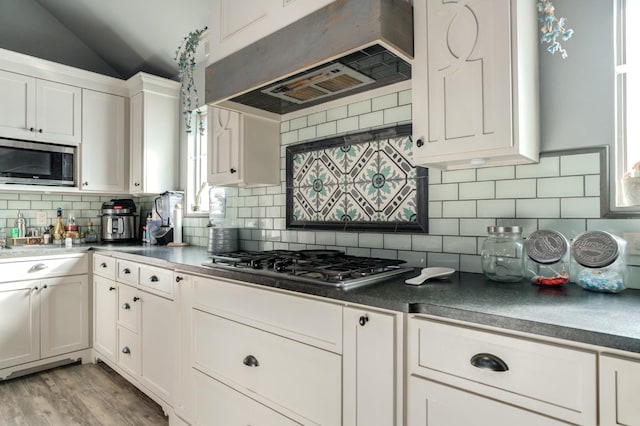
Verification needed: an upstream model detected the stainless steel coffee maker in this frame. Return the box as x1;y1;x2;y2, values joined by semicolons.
101;199;137;242
151;191;183;245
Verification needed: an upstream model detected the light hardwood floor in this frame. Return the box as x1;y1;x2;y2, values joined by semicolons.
0;362;168;425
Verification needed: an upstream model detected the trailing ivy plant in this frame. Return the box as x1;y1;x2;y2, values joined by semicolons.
538;0;573;59
174;26;208;133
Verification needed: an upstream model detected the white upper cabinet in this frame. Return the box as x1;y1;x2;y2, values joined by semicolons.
208;0;334;64
207;106;280;187
81;89;125;192
127;73;180;194
0;70;81;145
412;0;539;170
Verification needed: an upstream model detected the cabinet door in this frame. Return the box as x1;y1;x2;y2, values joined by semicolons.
600;354;640;426
93;275;117;363
0;70;36;140
0;280;40;371
407;376;570;426
343;307;399;426
208;106;241;186
117;283;139;333
129;92;144;192
36;79;81;144
40;275;89;358
81;90;125;192
139;289;177;405
412;0;538;170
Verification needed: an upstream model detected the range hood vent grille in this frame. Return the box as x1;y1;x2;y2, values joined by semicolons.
261;64;375;104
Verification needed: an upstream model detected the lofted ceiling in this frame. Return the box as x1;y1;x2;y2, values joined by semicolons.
0;0;209;80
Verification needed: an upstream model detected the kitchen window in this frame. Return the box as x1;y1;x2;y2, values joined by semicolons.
616;0;639;208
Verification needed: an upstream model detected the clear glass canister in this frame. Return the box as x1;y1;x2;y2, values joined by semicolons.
481;226;525;282
571;231;627;293
525;229;570;286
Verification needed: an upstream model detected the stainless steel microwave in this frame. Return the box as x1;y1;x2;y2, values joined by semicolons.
0;138;76;186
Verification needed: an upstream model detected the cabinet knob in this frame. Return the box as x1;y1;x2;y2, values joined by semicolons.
134;182;140;187
123;268;131;274
100;262;107;268
108;286;115;291
175;276;183;283
470;353;509;372
38;129;43;133
149;275;159;282
242;355;260;367
122;346;131;354
29;127;35;132
359;315;369;326
133;296;140;302
122;302;131;310
83;181;89;186
42;284;48;289
230;168;237;174
416;138;424;148
33;286;39;291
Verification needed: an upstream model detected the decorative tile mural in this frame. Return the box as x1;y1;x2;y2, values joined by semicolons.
286;124;428;231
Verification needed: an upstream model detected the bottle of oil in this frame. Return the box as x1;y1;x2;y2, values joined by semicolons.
53;208;65;241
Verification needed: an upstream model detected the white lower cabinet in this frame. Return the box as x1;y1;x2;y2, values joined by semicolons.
407;316;597;426
93;275;117;363
600;353;640;426
0;280;40;370
408;376;569;425
343;306;401;426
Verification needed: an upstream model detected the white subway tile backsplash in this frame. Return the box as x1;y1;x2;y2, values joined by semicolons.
477;199;515;218
496;218;538;237
359;233;384;248
442;169;476;184
443;201;476;218
307;111;327;126
316;231;336;245
358;111;384;129
537;176;584;198
459;181;494;200
496;179;536;199
317;122;337;138
585;175;600;196
372;93;398;111
516;156;560;178
398;89;411;105
443;236;477;254
258;195;274;207
336;232;358;247
299;126;317;141
10;201;31;210
460;255;483;273
337;116;359;133
281;130;298;145
412;234;443;251
348;100;372;116
398;250;427;267
371;248;398;259
587;218;640;235
383;105;411;124
428;252;460;270
19;194;41;200
297;231;316;244
477;166;515;181
429;184;459;201
561;152;600;176
252;187;267;196
516;199;560;218
459;218;496;236
560;197;601;218
347;247;371;257
280;121;290;133
327;105;348;121
428;168;442;184
537;219;586;239
427;219;458;236
383;234;412;250
281;230;298;243
428;202;442;218
290;116;308;130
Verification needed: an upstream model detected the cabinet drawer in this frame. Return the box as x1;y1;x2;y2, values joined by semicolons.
193;310;341;426
93;254;115;279
194;370;299;426
116;259;139;286
138;264;173;298
117;326;140;378
117;284;139;332
0;254;88;283
193;276;342;353
408;317;597;425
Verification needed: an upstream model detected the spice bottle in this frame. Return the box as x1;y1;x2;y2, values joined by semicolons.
15;213;26;238
525;229;570;286
53;208;65;240
481;226;525;282
571;231;627;293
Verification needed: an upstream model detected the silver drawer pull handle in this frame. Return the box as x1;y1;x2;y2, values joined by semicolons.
28;263;48;273
121;303;131;310
122;346;131;354
149;275;159;282
470;353;509;372
242;355;259;367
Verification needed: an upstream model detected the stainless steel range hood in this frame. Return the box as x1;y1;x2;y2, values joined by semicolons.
205;0;413;116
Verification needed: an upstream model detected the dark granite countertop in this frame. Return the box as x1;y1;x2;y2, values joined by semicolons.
8;244;640;354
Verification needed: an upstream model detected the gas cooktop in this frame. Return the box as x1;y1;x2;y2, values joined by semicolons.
202;249;412;289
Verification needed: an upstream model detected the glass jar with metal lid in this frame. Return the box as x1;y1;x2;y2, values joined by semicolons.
481;226;525;282
525;229;570;286
570;230;627;293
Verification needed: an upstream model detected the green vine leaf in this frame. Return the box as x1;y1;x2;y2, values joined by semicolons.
174;26;208;133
